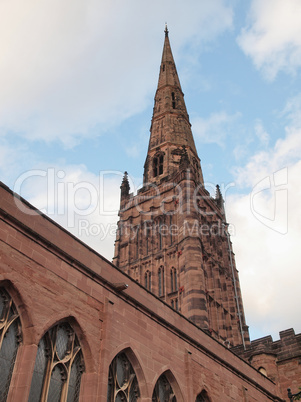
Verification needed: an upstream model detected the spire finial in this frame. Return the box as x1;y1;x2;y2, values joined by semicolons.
165;23;169;37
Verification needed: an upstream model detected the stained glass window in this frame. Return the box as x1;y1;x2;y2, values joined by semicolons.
107;352;140;402
0;288;22;402
152;374;176;402
28;322;84;402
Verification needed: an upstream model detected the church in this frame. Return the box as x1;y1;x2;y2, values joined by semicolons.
0;27;300;401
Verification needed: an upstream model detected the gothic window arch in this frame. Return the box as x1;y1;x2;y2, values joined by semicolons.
107;352;140;402
145;270;151;292
152;374;176;402
146;235;149;255
158;266;165;297
135;226;139;260
0;287;22;401
144;223;151;255
170;267;177;293
196;390;211;401
158;219;163;250
169;215;174;245
153;153;164;177
28;322;84;402
171;92;176;109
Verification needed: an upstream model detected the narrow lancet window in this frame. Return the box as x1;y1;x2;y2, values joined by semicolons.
153;153;164;177
170;268;177;293
170;215;173;245
158;219;163;250
135;226;139;260
144;223;151;255
171;92;176;109
159;155;164;175
158;266;165;297
145;270;151;291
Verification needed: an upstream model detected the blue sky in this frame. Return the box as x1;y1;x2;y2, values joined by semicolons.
1;0;301;341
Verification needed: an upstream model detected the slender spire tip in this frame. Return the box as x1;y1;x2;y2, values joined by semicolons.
164;23;169;37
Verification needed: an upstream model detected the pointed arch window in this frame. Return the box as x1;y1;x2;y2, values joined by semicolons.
170;268;177;293
158;266;165;297
146;235;149;255
0;288;22;401
145;224;150;255
145;270;151;292
107;352;140;402
158;219;163;250
169;215;174;245
196;390;210;401
171;92;176;109
152;374;176;402
135;226;139;260
28;322;84;402
153;153;164;177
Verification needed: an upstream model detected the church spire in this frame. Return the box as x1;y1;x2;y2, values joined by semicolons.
114;29;250;348
143;27;203;185
157;24;182;92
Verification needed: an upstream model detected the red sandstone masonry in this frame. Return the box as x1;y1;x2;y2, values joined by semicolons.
0;182;284;401
233;329;301;400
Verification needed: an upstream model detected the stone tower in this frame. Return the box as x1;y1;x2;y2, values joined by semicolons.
113;27;250;348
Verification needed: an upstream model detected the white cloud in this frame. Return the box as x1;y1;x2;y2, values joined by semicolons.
0;0;233;147
234;124;301;189
281;93;301;127
0;138;34;184
254;119;269;147
193;111;241;146
11;161;143;261
237;0;301;80
226;96;301;340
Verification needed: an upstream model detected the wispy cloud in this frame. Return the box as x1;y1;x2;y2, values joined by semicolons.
254;119;270;147
0;0;234;147
237;0;301;80
192;111;241;146
227;95;301;340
